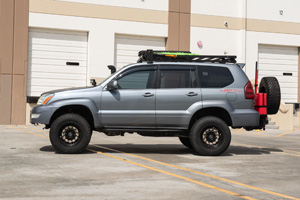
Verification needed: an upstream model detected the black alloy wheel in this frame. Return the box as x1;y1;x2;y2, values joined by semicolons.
50;113;92;154
190;116;231;156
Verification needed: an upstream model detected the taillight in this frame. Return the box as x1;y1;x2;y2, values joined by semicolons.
244;81;254;99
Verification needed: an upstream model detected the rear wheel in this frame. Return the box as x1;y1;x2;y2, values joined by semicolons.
50;113;92;154
259;77;281;115
190;116;231;156
179;136;193;149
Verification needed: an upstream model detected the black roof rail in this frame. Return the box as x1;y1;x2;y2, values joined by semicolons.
137;49;237;64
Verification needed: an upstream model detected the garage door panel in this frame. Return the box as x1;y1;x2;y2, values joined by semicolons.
116;43;165;51
30;27;87;36
29;37;87;47
278;82;297;88
29;44;87;54
259;70;297;77
259;46;298;54
258;64;298;72
116;37;165;44
116;55;139;62
29;51;86;61
28;28;88;97
28;65;87;74
260;74;298;83
30;78;86;87
29;31;87;41
115;35;165;69
280;95;297;103
258;58;298;65
29;59;87;67
115;49;140;57
258;54;298;61
28;71;87;80
258;45;298;103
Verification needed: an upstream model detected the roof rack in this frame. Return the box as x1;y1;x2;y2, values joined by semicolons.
138;49;237;64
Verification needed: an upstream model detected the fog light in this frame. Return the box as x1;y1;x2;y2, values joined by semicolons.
31;114;40;119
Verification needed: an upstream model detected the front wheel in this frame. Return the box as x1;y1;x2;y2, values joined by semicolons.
190;116;231;156
50;113;92;154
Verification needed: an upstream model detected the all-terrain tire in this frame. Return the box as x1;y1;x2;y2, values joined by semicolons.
259;77;281;115
50;113;92;154
190;116;231;156
179;136;193;149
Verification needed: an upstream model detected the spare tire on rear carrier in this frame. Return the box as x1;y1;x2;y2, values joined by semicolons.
259;77;281;115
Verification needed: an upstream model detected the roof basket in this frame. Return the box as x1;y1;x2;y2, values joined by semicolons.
138;49;237;64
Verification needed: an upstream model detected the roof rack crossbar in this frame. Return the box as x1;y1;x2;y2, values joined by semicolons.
137;49;237;64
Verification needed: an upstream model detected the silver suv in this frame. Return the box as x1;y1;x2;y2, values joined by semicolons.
31;50;280;156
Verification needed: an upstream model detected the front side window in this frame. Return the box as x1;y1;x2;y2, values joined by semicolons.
117;70;155;89
197;66;234;88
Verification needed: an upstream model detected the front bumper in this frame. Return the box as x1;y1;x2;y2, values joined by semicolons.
30;105;57;125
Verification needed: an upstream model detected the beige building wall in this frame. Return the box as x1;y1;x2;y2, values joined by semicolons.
1;0;299;125
0;0;29;125
166;0;191;51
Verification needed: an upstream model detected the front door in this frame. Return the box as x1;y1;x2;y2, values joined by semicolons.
101;65;157;128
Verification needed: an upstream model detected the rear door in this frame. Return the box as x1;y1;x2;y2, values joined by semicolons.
155;65;202;129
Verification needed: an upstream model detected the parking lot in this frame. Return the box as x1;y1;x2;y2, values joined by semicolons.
0;125;299;200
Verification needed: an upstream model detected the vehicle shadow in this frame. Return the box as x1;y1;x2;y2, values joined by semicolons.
90;144;193;155
90;144;283;156
223;145;283;156
40;144;283;156
40;145;96;154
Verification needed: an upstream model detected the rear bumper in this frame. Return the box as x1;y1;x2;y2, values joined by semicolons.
231;109;260;127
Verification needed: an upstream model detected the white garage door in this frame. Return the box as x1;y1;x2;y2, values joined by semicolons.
27;28;88;97
258;45;299;103
115;35;166;69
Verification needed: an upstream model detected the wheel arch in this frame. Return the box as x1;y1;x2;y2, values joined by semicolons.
49;105;95;130
188;107;232;131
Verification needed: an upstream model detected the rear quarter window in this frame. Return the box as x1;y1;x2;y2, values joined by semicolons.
197;66;234;88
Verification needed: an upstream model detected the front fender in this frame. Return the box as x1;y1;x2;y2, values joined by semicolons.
31;98;100;127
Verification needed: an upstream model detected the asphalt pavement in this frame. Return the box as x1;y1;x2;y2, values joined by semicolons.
0;125;299;200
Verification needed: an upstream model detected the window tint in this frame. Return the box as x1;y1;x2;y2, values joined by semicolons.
197;66;234;88
160;70;196;88
117;70;155;89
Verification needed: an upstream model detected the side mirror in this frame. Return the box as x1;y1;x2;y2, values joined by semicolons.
107;79;118;91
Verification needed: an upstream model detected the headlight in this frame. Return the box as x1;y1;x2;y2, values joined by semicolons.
37;93;54;105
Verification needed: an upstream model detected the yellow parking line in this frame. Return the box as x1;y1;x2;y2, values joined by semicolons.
275;130;296;138
91;144;300;200
21;125;48;134
6;125;48;138
87;148;256;200
253;130;264;135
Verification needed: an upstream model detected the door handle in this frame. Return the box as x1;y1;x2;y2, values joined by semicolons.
186;92;198;97
143;92;154;97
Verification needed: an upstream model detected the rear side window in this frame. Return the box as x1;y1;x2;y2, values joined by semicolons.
197;66;234;88
159;69;197;88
